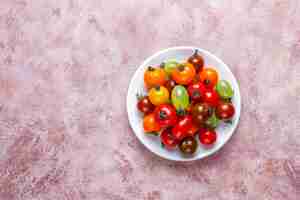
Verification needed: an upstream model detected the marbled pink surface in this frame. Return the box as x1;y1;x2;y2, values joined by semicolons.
0;0;299;199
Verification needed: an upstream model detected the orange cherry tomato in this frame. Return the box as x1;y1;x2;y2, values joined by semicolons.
171;63;196;85
199;68;219;88
143;113;161;133
144;66;167;89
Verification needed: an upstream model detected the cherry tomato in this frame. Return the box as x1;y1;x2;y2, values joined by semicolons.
216;80;234;100
191;103;212;126
148;86;169;106
171;63;196;85
187;50;204;72
187;82;207;102
160;128;178;149
186;124;199;137
143;113;161;133
165;79;177;93
171;115;193;140
137;96;154;114
144;66;167;89
199;68;219;88
216;102;235;120
154;104;177;127
203;89;220;107
179;136;198;154
199;129;217;145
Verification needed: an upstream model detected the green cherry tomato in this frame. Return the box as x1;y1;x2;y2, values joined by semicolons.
171;85;190;112
216;80;234;99
162;59;179;75
205;112;220;129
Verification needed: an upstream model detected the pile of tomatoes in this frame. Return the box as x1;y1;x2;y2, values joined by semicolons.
137;50;235;155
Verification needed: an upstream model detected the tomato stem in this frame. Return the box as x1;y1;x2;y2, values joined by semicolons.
159;111;167;120
154;85;160;91
204;79;211;85
148;66;155;71
178;64;185;72
194;49;199;55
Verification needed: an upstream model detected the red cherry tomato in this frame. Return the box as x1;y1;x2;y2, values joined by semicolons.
216;102;235;120
199;129;217;145
137;96;155;114
203;89;220;107
171;115;193;140
187;82;207;102
160;128;178;149
154;104;177;128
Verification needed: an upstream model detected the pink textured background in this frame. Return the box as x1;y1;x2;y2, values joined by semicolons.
0;0;299;199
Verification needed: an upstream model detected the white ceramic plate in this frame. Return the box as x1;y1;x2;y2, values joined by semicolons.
127;47;241;161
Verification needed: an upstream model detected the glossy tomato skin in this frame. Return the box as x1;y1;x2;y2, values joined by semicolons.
137;96;154;114
171;115;193;140
199;68;219;88
160;128;178;149
216;80;234;100
148;86;169;106
171;63;196;85
144;66;167;89
216;102;235;120
191;103;212;125
179;136;198;154
186;124;199;137
199;129;217;145
188;50;204;73
171;85;190;111
154;104;177;128
187;82;207;102
203;89;220;107
143;113;161;133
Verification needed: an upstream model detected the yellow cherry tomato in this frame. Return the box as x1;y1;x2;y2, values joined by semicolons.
148;86;169;106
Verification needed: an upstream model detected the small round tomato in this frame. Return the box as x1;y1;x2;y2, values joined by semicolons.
179;136;198;154
216;80;234;100
187;50;204;72
165;79;177;93
137;96;154;114
199;68;219;88
144;66;167;89
171;85;190;111
171;115;193;140
216;102;235;120
191;103;212;125
171;63;196;85
199;129;217;145
203;89;220;107
148;86;169;106
143;113;161;133
154;104;177;127
187;82;207;102
160;128;178;149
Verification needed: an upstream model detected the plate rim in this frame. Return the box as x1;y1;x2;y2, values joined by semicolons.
126;46;241;161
